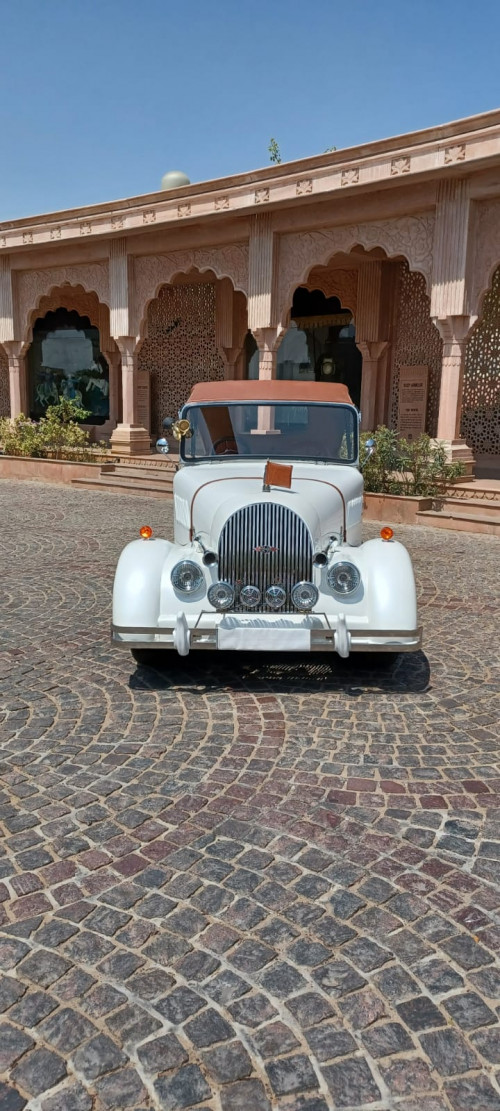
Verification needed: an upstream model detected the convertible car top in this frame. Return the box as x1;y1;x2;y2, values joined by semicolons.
188;380;353;405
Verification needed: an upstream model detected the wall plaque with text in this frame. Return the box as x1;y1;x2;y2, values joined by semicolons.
137;370;151;431
397;365;429;440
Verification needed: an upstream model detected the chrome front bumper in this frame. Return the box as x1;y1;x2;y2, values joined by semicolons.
112;612;423;656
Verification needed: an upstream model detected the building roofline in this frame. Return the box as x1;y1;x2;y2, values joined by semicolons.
2;107;500;231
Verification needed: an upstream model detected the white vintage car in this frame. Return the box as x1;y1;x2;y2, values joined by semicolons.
112;380;421;662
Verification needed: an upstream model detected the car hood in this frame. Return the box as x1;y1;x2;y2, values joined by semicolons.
173;461;363;548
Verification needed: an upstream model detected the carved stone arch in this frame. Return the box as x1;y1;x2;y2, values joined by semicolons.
29;284;111;352
133;245;249;340
17;263;110;344
277;215;434;326
470;198;500;320
304;267;358;314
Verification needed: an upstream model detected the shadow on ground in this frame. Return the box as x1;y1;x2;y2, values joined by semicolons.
129;649;431;695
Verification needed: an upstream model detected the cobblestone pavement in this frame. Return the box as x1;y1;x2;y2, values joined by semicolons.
0;479;499;1111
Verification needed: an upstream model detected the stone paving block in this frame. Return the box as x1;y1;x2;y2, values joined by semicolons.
11;1048;67;1097
94;1067;149;1108
40;1084;93;1111
137;1032;188;1072
0;1025;34;1071
419;1028;481;1075
305;1025;357;1062
72;1032;127;1079
219;1079;271;1111
266;1055;319;1096
0;1085;27;1111
154;1064;211;1109
322;1057;381;1106
445;1075;500;1110
185;1006;234;1047
38;1006;97;1052
201;1041;253;1083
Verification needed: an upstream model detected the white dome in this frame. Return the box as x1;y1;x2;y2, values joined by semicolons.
161;170;191;190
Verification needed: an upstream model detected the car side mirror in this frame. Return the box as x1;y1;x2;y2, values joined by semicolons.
156;437;170;455
360;438;375;469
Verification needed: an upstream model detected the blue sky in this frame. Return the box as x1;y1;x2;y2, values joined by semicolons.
1;0;499;219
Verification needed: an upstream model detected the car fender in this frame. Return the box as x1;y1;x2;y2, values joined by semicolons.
113;538;173;629
358;538;417;629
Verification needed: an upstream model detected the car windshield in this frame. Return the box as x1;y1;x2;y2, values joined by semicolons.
181;402;358;463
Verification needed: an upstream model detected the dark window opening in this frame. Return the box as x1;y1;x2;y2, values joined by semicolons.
28;308;109;424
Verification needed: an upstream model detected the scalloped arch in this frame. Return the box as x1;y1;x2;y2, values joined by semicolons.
277;216;434;325
133;246;248;339
18;264;110;343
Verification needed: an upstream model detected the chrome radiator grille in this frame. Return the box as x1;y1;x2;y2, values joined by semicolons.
218;502;313;612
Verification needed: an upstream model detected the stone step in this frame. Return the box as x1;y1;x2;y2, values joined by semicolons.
71;475;173;499
416;508;500;535
100;464;177;484
446;482;500;503
434;496;500;519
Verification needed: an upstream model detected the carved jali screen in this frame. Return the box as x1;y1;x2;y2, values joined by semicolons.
461;265;500;455
389;263;442;436
139;282;226;436
0;348;9;417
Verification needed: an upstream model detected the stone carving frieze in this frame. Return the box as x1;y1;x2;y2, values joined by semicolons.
277;215;434;320
134;245;249;336
470;199;500;317
18;263;110;341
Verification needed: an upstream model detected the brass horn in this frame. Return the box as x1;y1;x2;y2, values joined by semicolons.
171;419;193;440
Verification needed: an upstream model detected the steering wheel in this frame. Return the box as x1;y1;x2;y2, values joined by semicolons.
211;436;249;455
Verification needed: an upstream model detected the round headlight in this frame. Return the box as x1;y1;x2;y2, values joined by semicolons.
240;584;261;609
208;581;234;610
265;585;287;610
327;561;361;595
171;560;205;594
291;581;319;611
156;437;170;455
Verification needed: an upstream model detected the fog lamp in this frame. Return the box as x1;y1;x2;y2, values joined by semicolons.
327;561;360;595
171;560;204;594
208;582;234;610
265;585;287;610
291;581;319;611
240;585;261;609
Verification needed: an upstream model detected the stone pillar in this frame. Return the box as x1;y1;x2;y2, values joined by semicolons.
4;341;27;418
247;214;280;378
358;341;388;430
108;240;150;454
431;180;476;470
109;337;151;456
253;327;281;380
356;263;389;429
105;346;121;427
434;315;475;471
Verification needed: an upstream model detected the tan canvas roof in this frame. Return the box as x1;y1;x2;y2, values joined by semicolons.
187;380;353;405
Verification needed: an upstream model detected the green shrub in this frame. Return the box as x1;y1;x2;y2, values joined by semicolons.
0;397;107;461
361;427;465;497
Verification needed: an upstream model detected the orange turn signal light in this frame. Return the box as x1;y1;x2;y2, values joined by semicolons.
380;526;394;541
140;526;153;540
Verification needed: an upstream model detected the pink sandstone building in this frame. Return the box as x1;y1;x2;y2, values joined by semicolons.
1;108;500;476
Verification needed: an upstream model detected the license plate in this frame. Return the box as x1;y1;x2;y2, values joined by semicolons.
217;626;311;651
